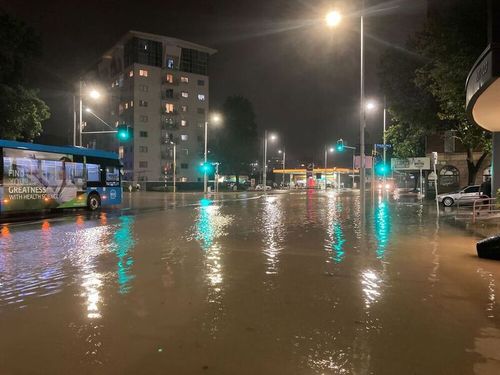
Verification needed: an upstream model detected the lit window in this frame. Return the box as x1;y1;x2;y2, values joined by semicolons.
181;91;189;98
181;134;188;141
139;69;148;77
165;103;174;113
181;76;189;83
181;105;188;112
167;58;175;69
129;70;134;77
181;120;187;126
118;146;124;159
125;102;128;109
197;94;205;101
130;100;134;107
166;74;173;83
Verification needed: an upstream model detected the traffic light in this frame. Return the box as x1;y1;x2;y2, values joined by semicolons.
375;162;390;176
200;162;214;174
116;124;133;142
336;139;344;152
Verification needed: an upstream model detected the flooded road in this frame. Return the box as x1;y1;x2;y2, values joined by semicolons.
1;191;500;374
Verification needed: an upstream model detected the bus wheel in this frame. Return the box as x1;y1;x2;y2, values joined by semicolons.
87;193;101;211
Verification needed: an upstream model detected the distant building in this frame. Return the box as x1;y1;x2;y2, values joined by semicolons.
426;131;490;192
92;31;216;182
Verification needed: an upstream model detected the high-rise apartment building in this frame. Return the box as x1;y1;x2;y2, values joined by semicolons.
94;31;216;182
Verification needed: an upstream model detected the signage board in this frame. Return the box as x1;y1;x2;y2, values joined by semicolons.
391;157;431;171
353;156;373;169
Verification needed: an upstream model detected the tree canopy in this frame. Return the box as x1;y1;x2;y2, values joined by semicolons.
0;12;49;141
211;96;258;180
379;0;490;183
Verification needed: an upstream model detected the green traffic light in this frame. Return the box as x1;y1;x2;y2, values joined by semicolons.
200;162;214;174
376;163;389;176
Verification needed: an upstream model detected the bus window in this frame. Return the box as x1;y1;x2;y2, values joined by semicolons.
87;164;100;182
105;166;120;186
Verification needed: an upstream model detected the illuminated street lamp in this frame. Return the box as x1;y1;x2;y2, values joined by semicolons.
325;2;368;219
325;10;342;28
204;112;223;193
74;82;102;147
263;131;277;190
366;100;377;112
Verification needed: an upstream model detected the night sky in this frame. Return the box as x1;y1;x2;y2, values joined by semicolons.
0;0;427;167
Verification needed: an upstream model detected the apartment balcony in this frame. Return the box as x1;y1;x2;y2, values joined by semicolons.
161;93;180;101
161;109;178;116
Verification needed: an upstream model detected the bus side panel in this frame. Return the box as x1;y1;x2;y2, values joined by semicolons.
87;186;122;206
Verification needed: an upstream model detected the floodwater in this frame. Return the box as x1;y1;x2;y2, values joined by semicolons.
1;191;500;374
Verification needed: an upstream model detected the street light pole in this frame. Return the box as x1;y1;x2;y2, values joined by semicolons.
204;120;208;193
383;97;387;187
360;6;366;219
73;95;77;146
324;145;328;190
263;130;268;190
173;142;176;193
79;80;83;147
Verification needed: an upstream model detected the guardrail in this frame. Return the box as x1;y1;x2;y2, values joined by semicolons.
472;197;500;223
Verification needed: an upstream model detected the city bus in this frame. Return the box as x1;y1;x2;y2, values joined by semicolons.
0;140;122;213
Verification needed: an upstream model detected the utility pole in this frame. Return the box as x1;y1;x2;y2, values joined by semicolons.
263;130;268;190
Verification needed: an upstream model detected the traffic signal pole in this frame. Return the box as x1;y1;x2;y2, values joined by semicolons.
263;130;268;190
204;121;208;194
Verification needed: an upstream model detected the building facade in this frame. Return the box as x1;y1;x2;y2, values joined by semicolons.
426;131;491;192
94;31;216;182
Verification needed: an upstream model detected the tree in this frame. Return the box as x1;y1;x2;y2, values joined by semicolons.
211;96;258;184
0;12;50;141
414;0;490;184
379;42;442;159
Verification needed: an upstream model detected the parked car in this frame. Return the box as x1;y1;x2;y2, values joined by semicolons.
437;185;482;207
255;184;271;191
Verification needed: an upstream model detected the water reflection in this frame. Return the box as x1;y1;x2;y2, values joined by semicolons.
325;194;346;264
112;216;135;294
478;268;497;319
360;269;382;308
373;197;392;259
261;196;285;275
194;199;232;336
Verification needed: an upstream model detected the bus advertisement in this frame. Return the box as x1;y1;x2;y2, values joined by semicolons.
0;140;122;213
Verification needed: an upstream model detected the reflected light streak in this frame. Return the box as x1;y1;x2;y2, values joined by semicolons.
361;269;382;308
262;196;284;275
112;216;136;294
325;194;346;264
81;272;103;319
194;201;231;338
374;198;392;259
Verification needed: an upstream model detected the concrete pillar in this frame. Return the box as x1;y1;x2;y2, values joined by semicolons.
492;132;500;195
